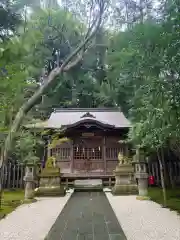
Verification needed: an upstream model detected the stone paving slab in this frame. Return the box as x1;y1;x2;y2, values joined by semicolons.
74;179;103;186
74;179;103;190
45;191;127;240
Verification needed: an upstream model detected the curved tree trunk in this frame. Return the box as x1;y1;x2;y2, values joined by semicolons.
0;0;105;168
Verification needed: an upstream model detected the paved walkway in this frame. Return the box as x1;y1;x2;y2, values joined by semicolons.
45;191;127;240
106;193;180;240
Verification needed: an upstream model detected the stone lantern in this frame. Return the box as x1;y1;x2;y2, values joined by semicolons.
133;148;149;198
23;162;36;200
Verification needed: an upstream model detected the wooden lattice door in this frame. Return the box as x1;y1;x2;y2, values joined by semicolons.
73;137;104;174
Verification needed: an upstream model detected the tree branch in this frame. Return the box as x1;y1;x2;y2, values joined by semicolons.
0;0;106;167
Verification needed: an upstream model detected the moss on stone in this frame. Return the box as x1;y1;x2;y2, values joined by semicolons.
136;196;150;200
39;171;60;177
34;186;65;197
112;184;138;196
22;198;37;204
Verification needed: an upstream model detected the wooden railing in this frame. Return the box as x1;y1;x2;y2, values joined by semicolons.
1;163;25;189
1;159;180;189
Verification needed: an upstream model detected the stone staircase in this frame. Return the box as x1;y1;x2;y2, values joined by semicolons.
74;179;103;191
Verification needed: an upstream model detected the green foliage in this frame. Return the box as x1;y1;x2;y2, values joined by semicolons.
3;0;180;164
27;9;83;77
0;19;43;131
0;0;22;41
49;137;71;149
107;1;180;156
14;130;44;163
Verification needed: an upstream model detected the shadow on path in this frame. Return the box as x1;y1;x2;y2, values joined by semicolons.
45;191;127;240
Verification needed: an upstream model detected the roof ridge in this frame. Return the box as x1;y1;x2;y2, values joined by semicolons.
53;107;121;112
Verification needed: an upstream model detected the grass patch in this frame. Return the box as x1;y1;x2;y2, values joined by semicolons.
148;187;180;214
0;189;24;219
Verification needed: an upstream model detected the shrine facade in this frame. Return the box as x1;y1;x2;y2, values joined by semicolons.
44;108;131;179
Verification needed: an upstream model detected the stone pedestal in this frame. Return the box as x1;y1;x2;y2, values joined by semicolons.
135;172;148;197
112;164;138;195
24;166;35;200
134;149;149;199
35;157;65;197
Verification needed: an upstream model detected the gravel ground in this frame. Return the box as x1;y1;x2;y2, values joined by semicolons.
0;193;72;240
106;193;180;240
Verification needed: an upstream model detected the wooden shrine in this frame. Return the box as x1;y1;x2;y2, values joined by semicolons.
26;108;131;186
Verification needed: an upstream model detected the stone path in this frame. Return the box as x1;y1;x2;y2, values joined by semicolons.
2;191;179;240
45;191;127;240
0;194;72;240
106;193;180;240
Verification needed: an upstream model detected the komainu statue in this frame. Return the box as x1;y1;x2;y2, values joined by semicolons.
112;151;138;195
118;152;131;165
34;156;65;197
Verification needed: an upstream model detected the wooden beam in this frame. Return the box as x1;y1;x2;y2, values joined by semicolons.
125;144;129;157
47;139;51;158
103;136;106;174
70;140;74;173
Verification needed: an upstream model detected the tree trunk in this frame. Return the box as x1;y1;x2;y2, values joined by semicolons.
169;162;175;189
162;150;170;187
0;166;3;209
167;149;175;188
157;148;167;207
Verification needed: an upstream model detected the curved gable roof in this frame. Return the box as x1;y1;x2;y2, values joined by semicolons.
46;108;130;129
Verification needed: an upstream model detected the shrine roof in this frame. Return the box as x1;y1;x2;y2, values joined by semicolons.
25;108;130;129
47;108;130;129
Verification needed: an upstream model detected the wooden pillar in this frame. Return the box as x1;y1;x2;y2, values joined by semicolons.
103;136;106;174
70;140;74;173
125;144;129;157
47;139;51;158
41;137;47;168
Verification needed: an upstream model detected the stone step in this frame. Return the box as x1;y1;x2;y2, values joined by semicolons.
74;179;103;190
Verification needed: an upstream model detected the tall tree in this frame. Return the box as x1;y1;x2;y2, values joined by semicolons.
1;0;107;167
110;0;159;29
0;0;21;41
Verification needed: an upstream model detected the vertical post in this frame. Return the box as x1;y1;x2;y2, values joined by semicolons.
125;144;129;157
70;140;74;173
13;165;16;189
42;138;47;168
20;165;24;189
47;139;51;158
24;165;35;200
2;165;5;188
134;148;149;199
7;162;11;188
17;164;20;188
155;162;159;184
103;136;106;174
151;162;155;178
